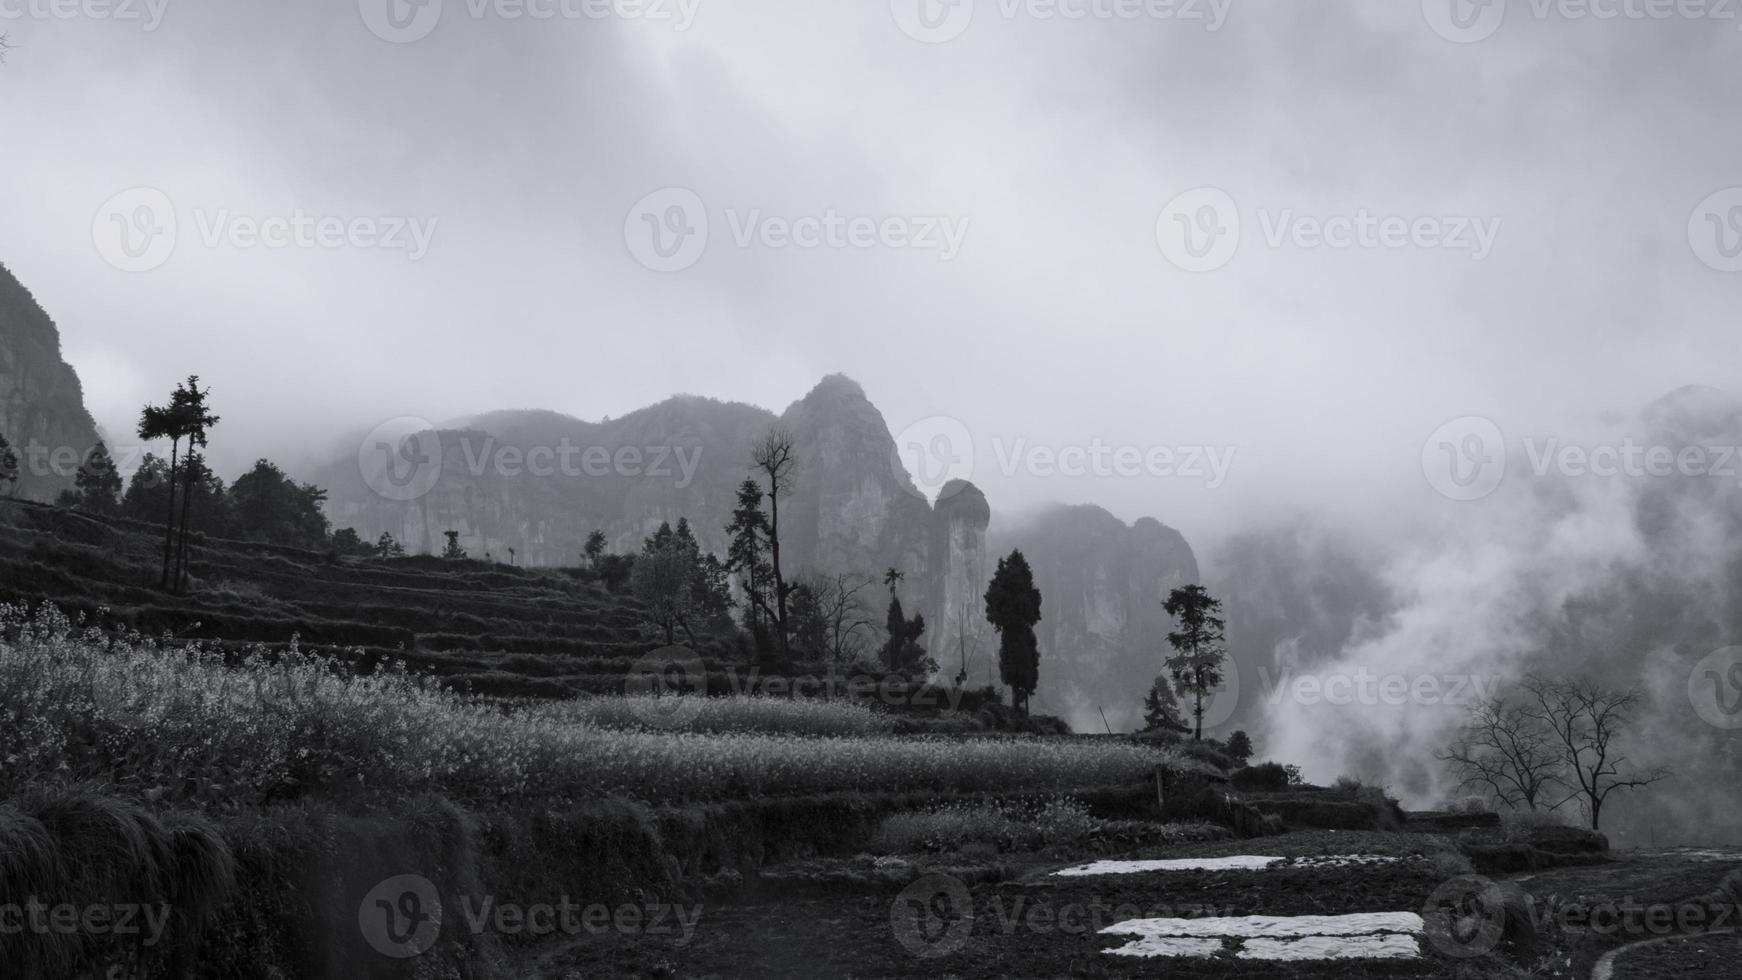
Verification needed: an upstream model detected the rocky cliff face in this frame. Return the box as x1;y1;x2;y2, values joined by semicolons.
990;505;1199;732
0;263;102;501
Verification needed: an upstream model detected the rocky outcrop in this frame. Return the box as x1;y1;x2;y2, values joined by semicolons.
0;263;102;501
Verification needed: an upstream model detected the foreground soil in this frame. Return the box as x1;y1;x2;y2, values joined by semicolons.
505;832;1512;979
495;836;1742;979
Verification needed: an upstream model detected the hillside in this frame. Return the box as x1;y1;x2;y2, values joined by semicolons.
0;498;706;699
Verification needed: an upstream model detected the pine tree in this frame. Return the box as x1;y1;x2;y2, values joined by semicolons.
1141;674;1188;733
70;442;123;512
725;478;773;642
1163;584;1228;741
984;549;1042;716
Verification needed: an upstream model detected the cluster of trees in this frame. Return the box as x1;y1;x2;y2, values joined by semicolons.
580;426;1060;710
1440;675;1670;831
43;377;368;587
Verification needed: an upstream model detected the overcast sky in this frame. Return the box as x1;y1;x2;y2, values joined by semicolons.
3;1;1739;545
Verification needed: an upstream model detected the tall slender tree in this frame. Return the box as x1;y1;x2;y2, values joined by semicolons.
1163;584;1228;741
750;428;798;657
724;478;772;642
984;549;1042;716
169;377;219;592
137;401;183;587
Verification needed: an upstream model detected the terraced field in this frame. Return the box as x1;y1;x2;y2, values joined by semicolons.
0;499;716;698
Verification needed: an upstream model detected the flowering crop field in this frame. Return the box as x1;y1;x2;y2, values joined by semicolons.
553;692;896;736
0;606;1177;808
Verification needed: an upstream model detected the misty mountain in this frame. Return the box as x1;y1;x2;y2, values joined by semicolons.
318;375;1205;715
1213;385;1742;845
0;263;102;501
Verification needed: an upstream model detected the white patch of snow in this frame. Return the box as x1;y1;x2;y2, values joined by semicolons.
1053;856;1282;876
1238;935;1421;961
1102;912;1424;939
1053;854;1403;877
1103;936;1226;959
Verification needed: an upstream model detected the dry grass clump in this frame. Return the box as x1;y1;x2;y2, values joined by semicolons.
0;786;235;978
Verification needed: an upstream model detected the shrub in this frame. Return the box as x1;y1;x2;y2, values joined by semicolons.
872;799;1102;854
1231;762;1291;791
1177;740;1234;772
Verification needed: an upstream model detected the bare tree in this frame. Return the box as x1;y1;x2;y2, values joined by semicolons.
1520;675;1671;831
1439;696;1570;812
808;572;879;664
945;548;989;688
750;427;798;658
